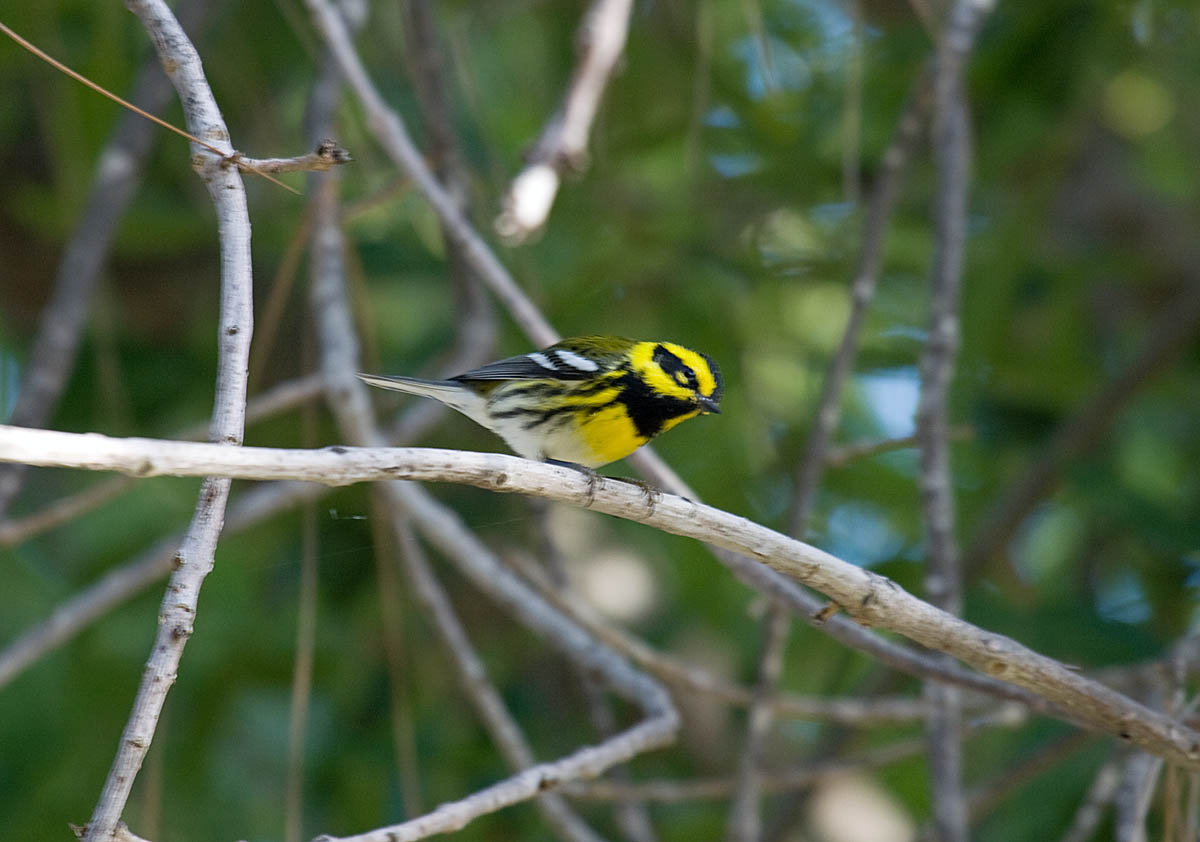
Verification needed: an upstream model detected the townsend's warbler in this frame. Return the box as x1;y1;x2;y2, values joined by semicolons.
359;336;723;468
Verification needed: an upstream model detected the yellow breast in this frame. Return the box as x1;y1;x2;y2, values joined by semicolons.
575;404;652;467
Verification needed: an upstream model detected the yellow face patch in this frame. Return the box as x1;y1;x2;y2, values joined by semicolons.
628;341;720;404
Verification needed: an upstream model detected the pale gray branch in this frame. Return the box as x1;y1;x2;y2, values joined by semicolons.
918;1;994;836
0;373;322;548
5;427;1200;768
313;719;673;842
81;0;255;838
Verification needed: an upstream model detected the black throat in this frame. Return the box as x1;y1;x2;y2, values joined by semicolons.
613;370;697;439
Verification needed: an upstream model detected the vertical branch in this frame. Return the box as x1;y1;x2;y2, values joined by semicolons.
284;499;320;842
0;0;212;519
81;1;254;839
917;2;992;840
725;608;790;842
787;67;931;531
724;67;933;842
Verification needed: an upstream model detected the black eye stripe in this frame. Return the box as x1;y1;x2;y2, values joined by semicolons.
654;345;689;381
654;344;704;392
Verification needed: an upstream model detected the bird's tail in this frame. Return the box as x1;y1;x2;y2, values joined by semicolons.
357;373;462;399
357;373;489;422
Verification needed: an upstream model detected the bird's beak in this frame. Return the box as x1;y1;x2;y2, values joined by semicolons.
697;395;721;414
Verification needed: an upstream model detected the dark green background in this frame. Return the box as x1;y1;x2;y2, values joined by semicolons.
2;0;1198;839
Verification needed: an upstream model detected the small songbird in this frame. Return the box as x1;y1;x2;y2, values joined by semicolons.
359;336;722;468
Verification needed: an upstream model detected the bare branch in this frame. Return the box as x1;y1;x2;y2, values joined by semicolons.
306;155;668;842
80;0;255;837
726;608;790;842
0;374;322;548
495;0;633;242
231;139;351;173
7;429;1200;767
917;2;995;837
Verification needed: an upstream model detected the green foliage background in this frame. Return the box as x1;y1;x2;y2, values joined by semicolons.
2;0;1199;840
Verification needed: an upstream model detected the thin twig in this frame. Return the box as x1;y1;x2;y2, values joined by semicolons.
232;139;351;173
80;1;255;837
